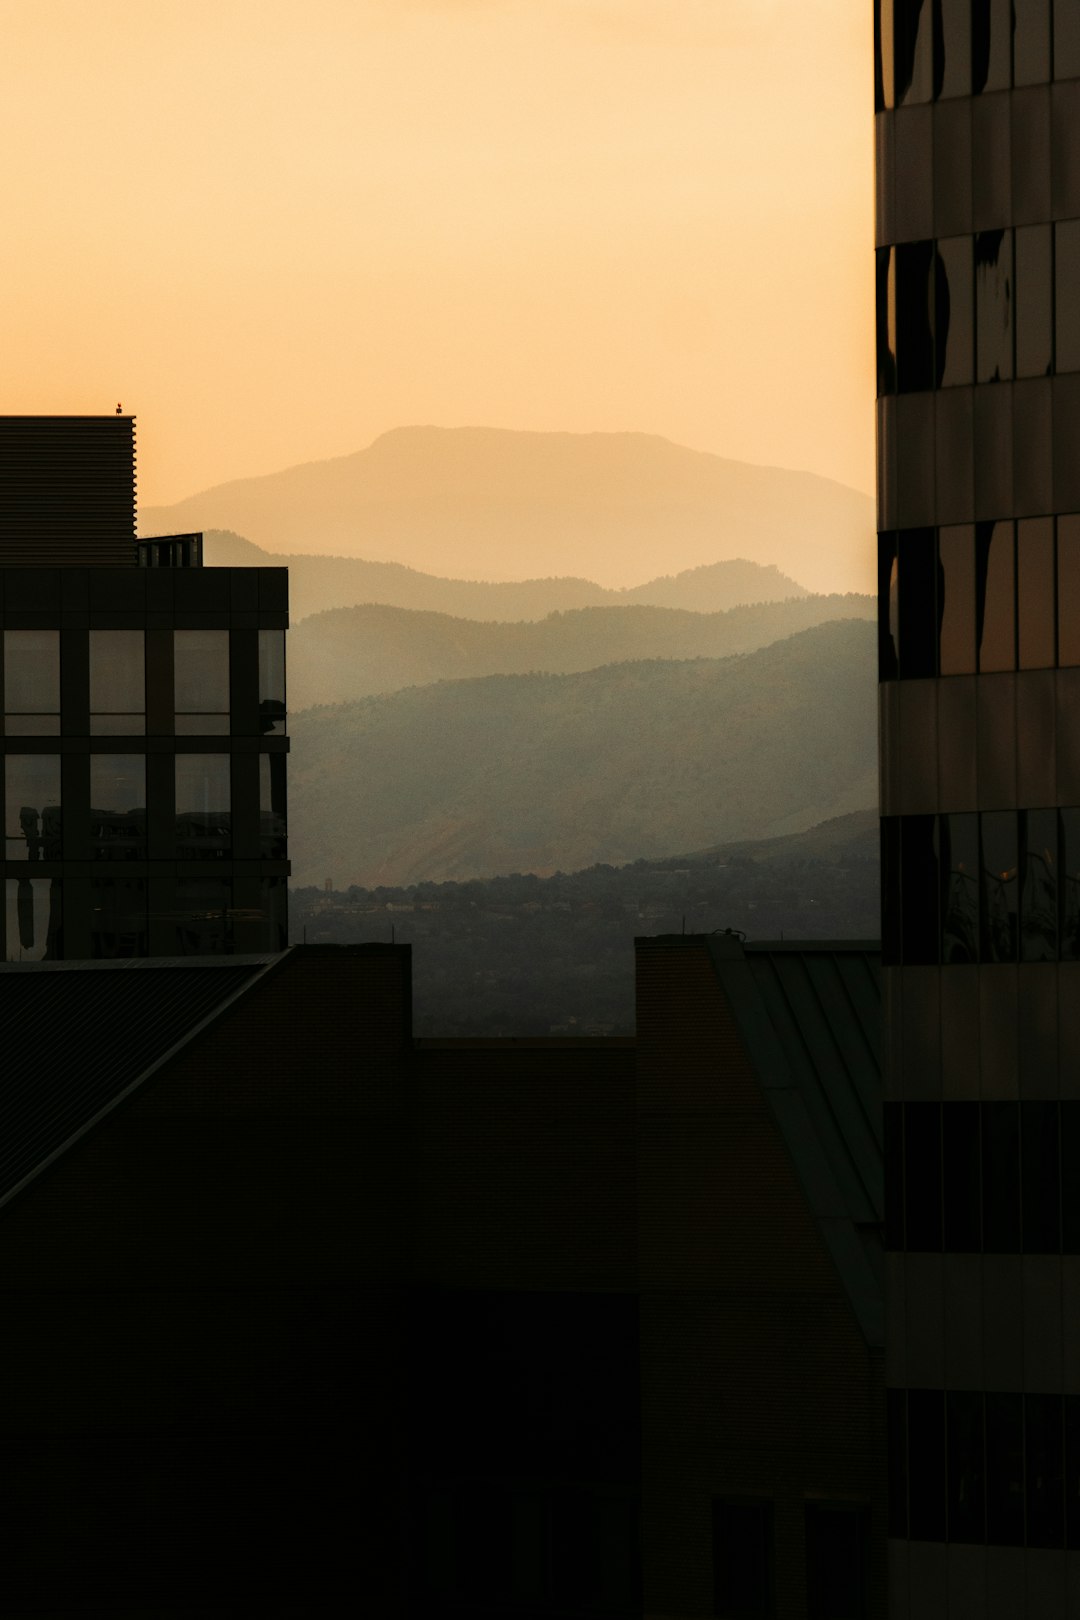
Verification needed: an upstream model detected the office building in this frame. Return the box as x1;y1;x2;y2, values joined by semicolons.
877;4;1080;1611
0;416;288;960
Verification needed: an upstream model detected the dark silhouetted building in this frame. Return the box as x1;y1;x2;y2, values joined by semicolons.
877;5;1080;1611
0;416;288;960
0;932;882;1615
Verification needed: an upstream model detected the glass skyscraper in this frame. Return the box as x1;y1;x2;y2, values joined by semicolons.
878;2;1080;1610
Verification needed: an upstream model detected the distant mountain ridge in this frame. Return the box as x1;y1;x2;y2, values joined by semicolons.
287;593;875;707
201;530;810;622
141;426;874;594
287;619;877;888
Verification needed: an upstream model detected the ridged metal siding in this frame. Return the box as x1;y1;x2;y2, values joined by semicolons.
0;416;136;567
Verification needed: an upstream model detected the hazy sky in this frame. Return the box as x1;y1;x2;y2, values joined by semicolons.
0;0;873;507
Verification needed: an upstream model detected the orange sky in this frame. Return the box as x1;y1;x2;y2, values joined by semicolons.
0;0;874;508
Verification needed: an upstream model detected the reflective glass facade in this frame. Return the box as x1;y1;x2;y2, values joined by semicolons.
878;8;1080;1607
0;563;289;960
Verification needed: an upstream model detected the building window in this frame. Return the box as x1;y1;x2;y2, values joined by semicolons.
174;879;233;955
804;1503;868;1620
4;754;60;860
174;629;230;734
3;629;60;735
89;629;145;734
712;1499;773;1617
90;879;147;959
4;877;61;962
260;754;287;860
89;755;146;860
175;754;231;859
258;629;286;735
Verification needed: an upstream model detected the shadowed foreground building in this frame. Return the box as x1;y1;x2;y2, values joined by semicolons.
0;415;288;961
876;3;1080;1612
0;933;882;1616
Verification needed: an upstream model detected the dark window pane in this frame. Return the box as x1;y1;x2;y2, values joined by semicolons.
805;1504;868;1620
901;815;940;963
896;0;934;102
1017;518;1056;668
1067;1395;1080;1548
972;0;1013;91
1022;1101;1061;1251
260;753;287;860
898;527;938;676
883;818;903;964
258;628;286;735
936;236;974;385
976;521;1016;671
1059;516;1080;666
937;0;972;97
879;532;900;680
983;1102;1022;1251
1027;1394;1065;1547
947;1390;986;1541
885;1103;905;1250
89;755;146;861
888;1390;909;1538
1016;225;1053;377
986;1393;1025;1545
1065;1104;1080;1251
938;525;977;673
4;629;60;732
174;879;233;956
878;248;897;397
1015;0;1052;84
941;812;980;962
943;1102;981;1248
258;877;288;953
713;1500;773;1616
1057;0;1080;79
1022;807;1059;960
905;1103;943;1250
1056;221;1080;372
90;879;147;959
89;629;145;734
982;811;1019;962
174;629;230;732
897;241;937;393
5;877;61;962
5;755;60;860
908;1389;947;1540
175;754;231;860
976;230;1014;381
1060;808;1080;960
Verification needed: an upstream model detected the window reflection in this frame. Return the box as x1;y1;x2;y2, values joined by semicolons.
90;879;147;958
981;810;1019;961
879;533;900;680
1057;221;1080;373
89;755;146;860
876;248;897;396
1018;518;1056;667
1057;0;1080;80
1013;0;1051;84
976;522;1015;670
175;879;233;955
174;630;230;734
1016;225;1053;377
941;812;980;961
4;630;60;735
895;0;934;103
938;525;976;673
5;877;61;961
260;753;287;859
258;629;286;735
972;0;1012;92
1060;516;1080;666
176;753;231;859
1022;807;1059;960
896;240;936;392
935;236;973;386
89;630;145;734
875;0;896;110
258;877;288;952
898;528;938;676
937;0;972;99
1061;808;1080;960
5;755;60;860
975;230;1013;382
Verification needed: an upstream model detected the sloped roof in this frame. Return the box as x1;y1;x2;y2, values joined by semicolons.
706;934;883;1346
0;954;278;1209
